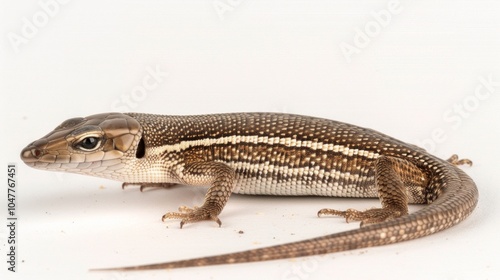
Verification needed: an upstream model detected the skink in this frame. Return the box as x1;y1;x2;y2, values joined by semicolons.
20;112;478;270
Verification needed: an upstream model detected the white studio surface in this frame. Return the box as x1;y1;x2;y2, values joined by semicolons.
1;1;499;280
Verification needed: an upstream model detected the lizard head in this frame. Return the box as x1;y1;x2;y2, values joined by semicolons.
20;113;143;176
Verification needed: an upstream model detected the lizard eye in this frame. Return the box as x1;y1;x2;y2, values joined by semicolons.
77;137;101;151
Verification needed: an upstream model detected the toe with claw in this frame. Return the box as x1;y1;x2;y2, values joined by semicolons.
318;207;404;227
162;205;222;228
122;182;177;192
447;154;473;166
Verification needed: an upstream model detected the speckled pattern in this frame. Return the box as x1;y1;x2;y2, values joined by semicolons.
20;112;478;270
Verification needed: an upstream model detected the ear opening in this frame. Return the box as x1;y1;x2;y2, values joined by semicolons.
136;138;145;158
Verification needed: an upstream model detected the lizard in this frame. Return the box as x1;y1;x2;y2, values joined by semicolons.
20;112;478;270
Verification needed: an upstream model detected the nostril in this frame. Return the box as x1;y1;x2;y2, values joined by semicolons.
32;148;42;158
21;147;43;160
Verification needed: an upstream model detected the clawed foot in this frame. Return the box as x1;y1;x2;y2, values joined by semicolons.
447;154;473;166
122;182;177;192
162;205;222;229
318;207;404;227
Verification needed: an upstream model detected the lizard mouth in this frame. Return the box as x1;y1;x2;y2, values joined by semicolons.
20;135;72;165
20;138;51;164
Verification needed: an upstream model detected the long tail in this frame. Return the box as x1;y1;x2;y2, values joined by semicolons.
92;167;478;271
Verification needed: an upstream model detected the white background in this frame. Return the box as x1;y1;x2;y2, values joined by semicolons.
1;1;499;279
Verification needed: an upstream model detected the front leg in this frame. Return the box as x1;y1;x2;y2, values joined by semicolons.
162;161;235;228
